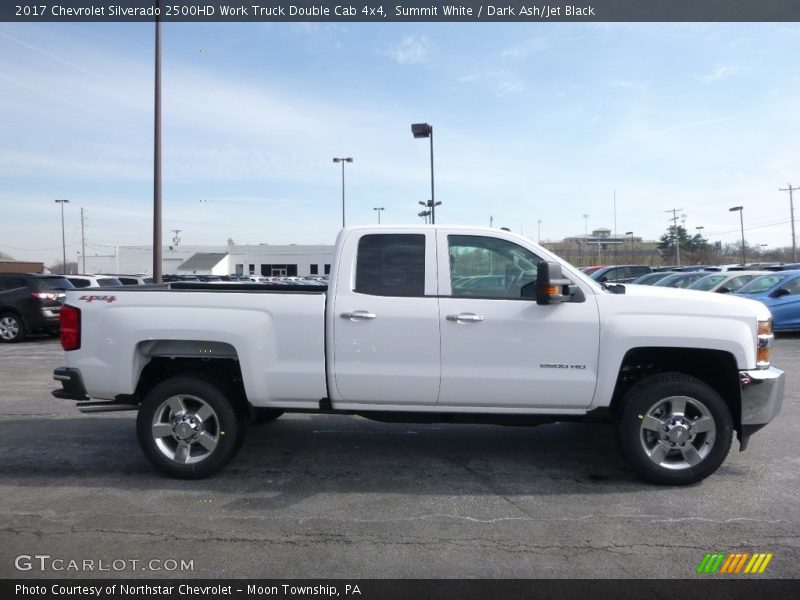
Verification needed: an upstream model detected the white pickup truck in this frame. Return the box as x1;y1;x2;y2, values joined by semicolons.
53;226;784;484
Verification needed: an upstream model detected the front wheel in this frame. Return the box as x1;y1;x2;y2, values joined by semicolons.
617;373;733;485
136;376;246;479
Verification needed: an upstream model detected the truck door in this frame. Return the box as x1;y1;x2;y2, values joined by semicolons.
437;231;600;409
330;230;441;406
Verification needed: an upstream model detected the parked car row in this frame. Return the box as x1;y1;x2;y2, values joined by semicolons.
0;273;73;342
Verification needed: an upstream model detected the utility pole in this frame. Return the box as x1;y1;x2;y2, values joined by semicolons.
613;191;617;265
779;184;798;262
666;208;684;266
171;229;182;246
80;207;86;273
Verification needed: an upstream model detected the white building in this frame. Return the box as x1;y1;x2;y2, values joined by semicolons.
86;244;334;277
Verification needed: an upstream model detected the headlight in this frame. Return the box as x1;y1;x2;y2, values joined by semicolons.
757;319;773;369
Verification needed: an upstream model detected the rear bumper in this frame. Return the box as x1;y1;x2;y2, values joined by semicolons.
52;367;89;401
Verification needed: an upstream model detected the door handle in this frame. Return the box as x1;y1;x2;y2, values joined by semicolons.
446;313;484;323
340;310;377;320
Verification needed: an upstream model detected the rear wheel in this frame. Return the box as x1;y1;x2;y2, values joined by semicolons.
136;376;246;479
0;313;25;343
617;373;733;485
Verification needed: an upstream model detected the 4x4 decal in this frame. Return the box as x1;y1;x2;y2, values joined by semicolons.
78;295;117;303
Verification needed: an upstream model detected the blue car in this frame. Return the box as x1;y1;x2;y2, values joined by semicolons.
734;270;800;331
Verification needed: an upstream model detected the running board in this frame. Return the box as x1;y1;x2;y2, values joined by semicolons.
77;401;139;413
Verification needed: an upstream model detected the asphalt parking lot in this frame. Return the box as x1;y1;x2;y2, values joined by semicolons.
0;335;798;579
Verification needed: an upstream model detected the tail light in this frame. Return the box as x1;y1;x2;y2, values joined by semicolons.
31;292;59;301
60;305;81;351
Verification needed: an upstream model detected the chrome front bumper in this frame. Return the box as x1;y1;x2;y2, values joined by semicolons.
740;367;784;426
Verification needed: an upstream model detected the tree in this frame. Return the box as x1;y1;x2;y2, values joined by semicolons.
0;250;14;260
658;225;710;264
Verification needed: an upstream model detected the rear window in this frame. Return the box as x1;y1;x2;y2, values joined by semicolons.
355;234;425;296
38;277;74;290
97;278;123;287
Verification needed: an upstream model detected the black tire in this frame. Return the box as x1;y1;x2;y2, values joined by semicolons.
0;312;26;343
251;408;284;424
617;372;733;485
136;375;247;479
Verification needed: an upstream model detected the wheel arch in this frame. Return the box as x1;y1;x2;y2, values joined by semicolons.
132;340;248;414
609;347;741;433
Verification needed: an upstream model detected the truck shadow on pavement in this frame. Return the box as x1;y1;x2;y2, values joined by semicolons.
0;413;707;501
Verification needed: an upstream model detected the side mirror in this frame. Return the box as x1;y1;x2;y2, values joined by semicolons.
716;286;731;294
771;287;790;298
535;262;572;305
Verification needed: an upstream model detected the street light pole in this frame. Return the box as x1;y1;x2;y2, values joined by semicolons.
729;206;745;264
538;219;542;244
333;157;353;228
411;123;437;223
153;5;162;283
55;199;69;274
373;207;384;224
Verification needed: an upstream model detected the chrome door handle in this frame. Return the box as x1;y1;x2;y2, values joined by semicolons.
446;313;484;323
340;311;377;320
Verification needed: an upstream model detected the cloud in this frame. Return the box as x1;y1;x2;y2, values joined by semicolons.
500;38;549;59
386;35;431;65
458;69;525;96
701;65;740;83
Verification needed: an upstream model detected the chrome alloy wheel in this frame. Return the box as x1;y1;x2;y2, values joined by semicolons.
151;394;220;465
0;316;20;341
639;395;717;471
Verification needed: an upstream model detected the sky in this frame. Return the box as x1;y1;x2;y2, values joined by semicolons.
1;21;800;265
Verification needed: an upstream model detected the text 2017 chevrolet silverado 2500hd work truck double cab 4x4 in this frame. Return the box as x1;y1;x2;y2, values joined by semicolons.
53;226;784;484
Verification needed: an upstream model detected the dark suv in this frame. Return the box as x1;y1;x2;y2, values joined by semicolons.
0;273;74;342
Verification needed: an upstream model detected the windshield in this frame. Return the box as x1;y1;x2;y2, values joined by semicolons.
654;273;704;288
736;274;788;295
688;274;726;291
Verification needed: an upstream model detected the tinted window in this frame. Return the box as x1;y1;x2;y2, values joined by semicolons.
117;278;138;285
68;278;91;288
629;266;651;277
448;235;541;299
355;234;425;296
1;277;27;291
